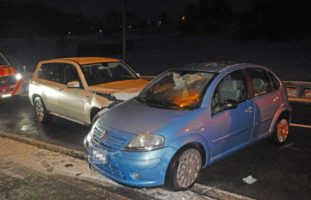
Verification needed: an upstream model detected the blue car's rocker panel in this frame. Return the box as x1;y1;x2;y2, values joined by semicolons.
85;62;291;190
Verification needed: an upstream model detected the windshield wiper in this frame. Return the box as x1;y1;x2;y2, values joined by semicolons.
158;100;180;109
135;96;183;110
135;96;149;105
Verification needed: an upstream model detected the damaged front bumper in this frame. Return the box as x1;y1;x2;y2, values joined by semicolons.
84;137;176;187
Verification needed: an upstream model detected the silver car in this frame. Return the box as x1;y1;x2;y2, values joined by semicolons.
29;57;148;125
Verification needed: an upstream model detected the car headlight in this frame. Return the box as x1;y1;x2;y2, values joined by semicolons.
123;133;164;151
15;73;22;80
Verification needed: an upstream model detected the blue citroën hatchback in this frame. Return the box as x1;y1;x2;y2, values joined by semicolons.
84;63;291;190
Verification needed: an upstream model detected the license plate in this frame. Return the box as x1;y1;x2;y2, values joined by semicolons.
92;148;108;164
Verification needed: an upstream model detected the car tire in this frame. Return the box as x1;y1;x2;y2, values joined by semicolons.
273;117;289;144
34;97;50;123
166;148;202;191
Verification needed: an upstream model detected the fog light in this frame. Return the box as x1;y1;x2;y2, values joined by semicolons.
132;172;142;180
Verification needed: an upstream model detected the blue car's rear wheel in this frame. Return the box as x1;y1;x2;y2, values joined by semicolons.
274;117;289;144
166;148;202;190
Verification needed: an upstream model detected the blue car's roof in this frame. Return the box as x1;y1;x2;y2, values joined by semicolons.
172;62;267;74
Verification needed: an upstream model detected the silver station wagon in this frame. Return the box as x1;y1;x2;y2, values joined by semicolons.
29;57;148;125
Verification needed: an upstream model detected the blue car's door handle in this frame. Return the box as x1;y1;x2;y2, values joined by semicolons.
245;106;254;113
273;96;279;102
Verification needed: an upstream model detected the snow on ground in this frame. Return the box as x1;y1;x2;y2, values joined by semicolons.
1;33;310;81
0;137;212;200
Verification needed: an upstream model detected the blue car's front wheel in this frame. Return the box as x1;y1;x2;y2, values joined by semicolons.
166;148;202;190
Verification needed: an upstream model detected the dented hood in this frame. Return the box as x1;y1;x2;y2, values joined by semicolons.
99;99;193;134
88;79;148;100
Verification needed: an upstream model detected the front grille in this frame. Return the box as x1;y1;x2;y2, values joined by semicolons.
0;76;16;87
90;125;129;179
91;126;127;152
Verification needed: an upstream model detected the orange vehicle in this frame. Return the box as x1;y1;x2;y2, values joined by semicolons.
0;53;23;99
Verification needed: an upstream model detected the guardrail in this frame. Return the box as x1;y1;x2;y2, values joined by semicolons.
284;81;311;103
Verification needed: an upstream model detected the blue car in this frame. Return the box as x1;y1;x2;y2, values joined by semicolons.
84;63;291;190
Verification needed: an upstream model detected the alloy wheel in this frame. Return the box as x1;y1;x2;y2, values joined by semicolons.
277;119;289;143
35;99;44;122
176;148;202;188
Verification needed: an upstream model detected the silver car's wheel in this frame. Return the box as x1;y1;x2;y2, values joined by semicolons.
276;118;289;143
166;148;202;190
34;97;50;123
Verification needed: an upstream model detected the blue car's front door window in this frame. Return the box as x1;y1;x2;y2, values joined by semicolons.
211;70;248;114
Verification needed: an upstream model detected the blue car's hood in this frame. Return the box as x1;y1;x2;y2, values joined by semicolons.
99;99;190;134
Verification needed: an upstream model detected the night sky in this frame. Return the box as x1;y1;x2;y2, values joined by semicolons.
5;0;251;20
46;0;199;19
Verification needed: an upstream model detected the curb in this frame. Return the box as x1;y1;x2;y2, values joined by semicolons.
191;183;254;200
0;131;253;200
0;131;87;160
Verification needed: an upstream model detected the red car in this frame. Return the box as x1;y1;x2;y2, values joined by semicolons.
0;53;23;99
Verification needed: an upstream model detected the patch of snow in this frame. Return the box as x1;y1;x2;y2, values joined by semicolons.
0;137;210;200
242;175;257;184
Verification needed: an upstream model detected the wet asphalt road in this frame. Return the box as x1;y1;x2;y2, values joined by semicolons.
0;96;311;199
0;96;89;151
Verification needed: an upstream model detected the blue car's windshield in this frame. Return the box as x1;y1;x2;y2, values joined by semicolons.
80;62;138;86
137;70;216;110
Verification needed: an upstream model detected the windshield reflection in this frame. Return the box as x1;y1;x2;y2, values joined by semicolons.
137;70;216;110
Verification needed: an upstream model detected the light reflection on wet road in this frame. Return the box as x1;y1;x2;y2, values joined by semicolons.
0;96;89;151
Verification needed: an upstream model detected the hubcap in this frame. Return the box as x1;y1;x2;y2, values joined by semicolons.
176;149;201;188
35;99;44;121
277;119;289;143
